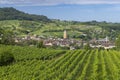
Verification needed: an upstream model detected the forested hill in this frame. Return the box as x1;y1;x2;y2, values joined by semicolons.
0;7;50;22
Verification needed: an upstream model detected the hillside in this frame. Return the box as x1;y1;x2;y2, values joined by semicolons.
0;7;120;40
0;7;101;39
0;20;101;39
0;45;120;79
0;7;50;22
1;7;120;80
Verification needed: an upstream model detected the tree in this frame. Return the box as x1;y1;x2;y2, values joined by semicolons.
0;30;15;45
0;50;15;66
84;43;91;50
37;40;45;48
115;35;120;49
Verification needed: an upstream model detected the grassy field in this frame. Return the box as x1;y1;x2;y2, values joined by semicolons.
0;45;120;80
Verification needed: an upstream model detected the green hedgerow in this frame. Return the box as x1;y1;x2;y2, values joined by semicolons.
0;50;15;66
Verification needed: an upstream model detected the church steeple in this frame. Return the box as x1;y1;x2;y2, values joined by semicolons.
63;30;67;39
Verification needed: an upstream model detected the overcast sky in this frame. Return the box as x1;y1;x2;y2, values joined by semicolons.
1;0;120;5
1;0;120;22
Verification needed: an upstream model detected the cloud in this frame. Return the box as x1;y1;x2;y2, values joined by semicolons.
1;0;120;6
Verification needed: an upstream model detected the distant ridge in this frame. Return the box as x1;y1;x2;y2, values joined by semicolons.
0;7;50;22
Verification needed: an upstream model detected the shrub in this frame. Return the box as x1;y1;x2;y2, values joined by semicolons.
37;40;45;48
0;50;15;66
84;43;91;50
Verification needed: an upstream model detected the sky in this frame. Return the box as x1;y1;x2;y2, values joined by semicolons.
1;0;120;22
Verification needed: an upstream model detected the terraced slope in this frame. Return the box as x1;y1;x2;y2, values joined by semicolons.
0;20;101;38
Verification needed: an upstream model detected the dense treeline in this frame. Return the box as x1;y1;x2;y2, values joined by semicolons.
81;21;120;31
0;7;50;22
0;28;15;45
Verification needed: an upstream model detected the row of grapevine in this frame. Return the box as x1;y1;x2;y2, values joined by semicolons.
1;45;120;80
0;45;66;61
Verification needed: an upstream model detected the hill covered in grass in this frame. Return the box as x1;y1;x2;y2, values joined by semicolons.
0;20;101;39
0;7;120;40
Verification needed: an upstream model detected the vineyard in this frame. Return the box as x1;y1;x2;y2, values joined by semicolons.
0;45;120;80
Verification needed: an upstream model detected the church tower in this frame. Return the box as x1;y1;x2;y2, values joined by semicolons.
63;30;67;39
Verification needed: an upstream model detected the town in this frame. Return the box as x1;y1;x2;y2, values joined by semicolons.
14;30;115;50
